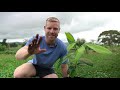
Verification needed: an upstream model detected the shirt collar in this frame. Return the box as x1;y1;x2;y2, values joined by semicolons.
49;42;57;47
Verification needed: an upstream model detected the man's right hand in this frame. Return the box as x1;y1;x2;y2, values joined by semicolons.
28;34;46;55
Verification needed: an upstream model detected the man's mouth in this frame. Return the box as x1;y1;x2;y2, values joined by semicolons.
49;35;55;37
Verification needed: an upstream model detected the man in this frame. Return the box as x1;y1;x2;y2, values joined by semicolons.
14;17;69;78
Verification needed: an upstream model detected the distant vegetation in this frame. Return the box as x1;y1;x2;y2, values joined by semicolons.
98;30;120;46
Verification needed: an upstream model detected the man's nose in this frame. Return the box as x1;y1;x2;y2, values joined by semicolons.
50;29;55;33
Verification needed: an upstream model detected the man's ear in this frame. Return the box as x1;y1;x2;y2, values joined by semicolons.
58;28;60;33
44;26;46;29
44;26;46;32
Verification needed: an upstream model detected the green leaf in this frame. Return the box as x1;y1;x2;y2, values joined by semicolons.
68;65;76;77
85;43;112;54
65;32;75;44
56;59;63;68
57;53;74;68
74;45;85;64
78;58;93;66
67;43;76;51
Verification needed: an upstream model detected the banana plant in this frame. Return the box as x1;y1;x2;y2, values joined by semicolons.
57;32;112;77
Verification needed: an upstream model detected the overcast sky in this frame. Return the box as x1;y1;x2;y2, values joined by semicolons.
0;12;120;43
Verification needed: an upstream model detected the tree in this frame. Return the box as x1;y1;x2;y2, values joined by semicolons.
2;39;7;44
97;30;120;46
76;38;86;47
2;38;8;47
90;39;96;44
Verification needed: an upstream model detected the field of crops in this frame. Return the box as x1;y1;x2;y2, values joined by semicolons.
0;46;120;78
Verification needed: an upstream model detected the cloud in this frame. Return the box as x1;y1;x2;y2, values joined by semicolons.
61;12;111;34
0;12;120;42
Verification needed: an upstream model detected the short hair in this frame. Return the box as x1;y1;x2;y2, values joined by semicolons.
46;17;60;23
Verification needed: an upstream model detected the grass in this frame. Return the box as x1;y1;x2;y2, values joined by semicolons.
0;45;32;78
74;46;120;78
0;46;120;78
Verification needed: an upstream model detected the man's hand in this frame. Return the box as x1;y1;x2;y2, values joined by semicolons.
28;34;46;55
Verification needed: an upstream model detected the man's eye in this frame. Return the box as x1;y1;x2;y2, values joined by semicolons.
48;28;51;30
54;28;58;30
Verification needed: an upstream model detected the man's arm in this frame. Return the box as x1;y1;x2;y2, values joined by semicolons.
60;51;69;78
61;64;69;78
15;34;46;60
15;46;31;60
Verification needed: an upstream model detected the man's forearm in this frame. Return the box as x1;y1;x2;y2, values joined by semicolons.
61;64;69;78
15;46;31;60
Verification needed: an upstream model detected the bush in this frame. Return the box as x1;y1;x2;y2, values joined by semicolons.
9;43;18;47
0;44;6;51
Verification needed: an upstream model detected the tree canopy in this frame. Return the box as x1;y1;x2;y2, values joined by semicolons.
97;30;120;46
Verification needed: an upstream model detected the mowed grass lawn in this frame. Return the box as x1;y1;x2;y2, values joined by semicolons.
0;46;120;78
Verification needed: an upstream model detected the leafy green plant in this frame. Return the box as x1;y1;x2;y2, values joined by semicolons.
58;32;112;77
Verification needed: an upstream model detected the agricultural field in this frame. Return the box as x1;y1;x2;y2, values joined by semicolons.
0;45;32;78
0;45;120;78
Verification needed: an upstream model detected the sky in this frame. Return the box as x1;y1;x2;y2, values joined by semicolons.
0;12;120;43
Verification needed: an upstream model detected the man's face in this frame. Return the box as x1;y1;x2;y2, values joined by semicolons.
44;21;60;42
